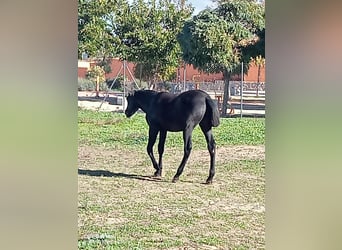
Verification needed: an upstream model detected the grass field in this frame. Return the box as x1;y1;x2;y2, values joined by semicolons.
78;109;265;249
78;109;265;149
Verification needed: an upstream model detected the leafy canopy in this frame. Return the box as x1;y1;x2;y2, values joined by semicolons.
78;0;193;82
113;0;193;81
78;0;119;58
178;0;265;74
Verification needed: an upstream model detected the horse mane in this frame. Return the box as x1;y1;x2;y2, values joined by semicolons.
134;89;159;98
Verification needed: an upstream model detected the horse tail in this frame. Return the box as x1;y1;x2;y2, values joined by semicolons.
205;96;220;127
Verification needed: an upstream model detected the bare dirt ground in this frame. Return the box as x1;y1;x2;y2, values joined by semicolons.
78;145;265;249
78;145;264;178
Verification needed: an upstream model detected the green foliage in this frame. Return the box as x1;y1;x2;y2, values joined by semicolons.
105;76;124;91
178;0;265;74
78;77;94;91
155;81;173;91
78;0;193;82
86;65;106;84
242;28;265;62
78;110;264;148
96;58;113;74
78;0;119;58
178;0;265;115
179;10;234;73
116;0;193;81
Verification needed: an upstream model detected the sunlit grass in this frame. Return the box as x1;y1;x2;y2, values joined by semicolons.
78;109;265;149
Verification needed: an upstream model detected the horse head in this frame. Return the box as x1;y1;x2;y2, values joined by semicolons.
125;90;139;118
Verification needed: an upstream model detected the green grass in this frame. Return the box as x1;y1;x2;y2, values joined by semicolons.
78;109;265;148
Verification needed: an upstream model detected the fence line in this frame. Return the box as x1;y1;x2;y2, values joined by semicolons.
170;81;265;96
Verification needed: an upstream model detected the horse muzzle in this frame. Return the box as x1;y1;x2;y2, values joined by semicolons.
125;110;132;118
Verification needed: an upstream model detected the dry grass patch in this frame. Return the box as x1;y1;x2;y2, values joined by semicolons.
78;145;264;249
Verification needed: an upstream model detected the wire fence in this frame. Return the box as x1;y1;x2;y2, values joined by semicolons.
169;81;265;96
94;79;265;117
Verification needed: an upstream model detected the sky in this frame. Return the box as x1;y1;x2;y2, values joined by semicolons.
127;0;216;15
188;0;215;14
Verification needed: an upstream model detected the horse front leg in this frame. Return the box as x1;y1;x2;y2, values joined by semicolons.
172;127;193;183
156;130;167;177
147;127;160;176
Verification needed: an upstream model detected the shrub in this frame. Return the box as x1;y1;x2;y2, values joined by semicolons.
78;77;108;91
99;82;108;91
78;65;108;92
106;76;124;91
156;81;172;91
78;77;95;91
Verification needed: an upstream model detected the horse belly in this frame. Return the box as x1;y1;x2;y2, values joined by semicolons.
159;113;185;132
162;119;185;132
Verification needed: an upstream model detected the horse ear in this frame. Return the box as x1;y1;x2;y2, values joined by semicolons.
127;90;135;97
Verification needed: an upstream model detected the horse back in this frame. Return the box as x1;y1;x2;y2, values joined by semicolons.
178;90;220;127
166;90;208;115
147;90;219;130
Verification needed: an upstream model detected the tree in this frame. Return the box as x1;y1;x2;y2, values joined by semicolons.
86;65;106;97
178;0;265;116
78;0;193;87
78;0;119;59
78;0;127;78
110;0;193;85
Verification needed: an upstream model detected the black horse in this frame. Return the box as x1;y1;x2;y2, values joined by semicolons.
125;90;220;184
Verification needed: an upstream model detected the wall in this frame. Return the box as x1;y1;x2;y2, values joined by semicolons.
78;59;265;83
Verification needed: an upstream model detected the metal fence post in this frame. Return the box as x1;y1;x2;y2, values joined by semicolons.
240;62;243;118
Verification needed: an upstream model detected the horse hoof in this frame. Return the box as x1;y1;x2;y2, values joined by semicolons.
205;179;213;185
172;177;179;183
153;172;161;177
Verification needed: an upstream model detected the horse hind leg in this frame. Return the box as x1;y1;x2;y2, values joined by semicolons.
200;122;216;184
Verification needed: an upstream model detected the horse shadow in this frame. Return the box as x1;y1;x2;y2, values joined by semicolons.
78;168;209;184
78;168;165;182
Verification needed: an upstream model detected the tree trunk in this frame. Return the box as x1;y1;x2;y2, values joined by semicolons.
221;69;231;117
139;63;143;87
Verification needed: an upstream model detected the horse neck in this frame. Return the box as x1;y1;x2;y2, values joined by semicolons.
135;91;156;113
